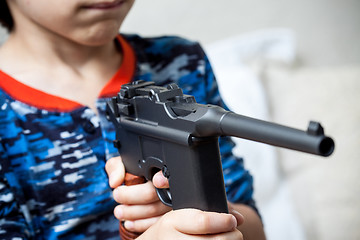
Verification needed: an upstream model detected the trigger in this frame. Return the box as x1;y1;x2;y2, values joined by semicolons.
156;188;173;207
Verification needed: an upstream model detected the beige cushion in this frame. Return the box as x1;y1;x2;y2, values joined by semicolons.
265;65;360;240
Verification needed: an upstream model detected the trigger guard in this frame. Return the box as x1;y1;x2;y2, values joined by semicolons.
156;188;173;208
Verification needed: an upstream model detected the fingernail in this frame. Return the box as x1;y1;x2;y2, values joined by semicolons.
231;210;244;225
232;209;244;219
109;172;116;188
114;206;123;219
231;215;238;229
112;187;120;203
124;221;134;231
153;172;168;188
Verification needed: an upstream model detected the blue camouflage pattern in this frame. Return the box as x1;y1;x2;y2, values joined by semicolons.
0;34;255;239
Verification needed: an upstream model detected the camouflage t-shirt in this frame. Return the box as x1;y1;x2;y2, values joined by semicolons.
0;34;255;239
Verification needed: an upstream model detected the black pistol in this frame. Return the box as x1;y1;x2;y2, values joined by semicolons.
106;80;335;214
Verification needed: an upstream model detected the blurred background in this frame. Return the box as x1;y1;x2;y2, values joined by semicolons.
1;0;359;239
122;0;360;67
121;1;360;240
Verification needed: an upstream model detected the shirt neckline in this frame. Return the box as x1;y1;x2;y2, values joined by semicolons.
0;35;135;112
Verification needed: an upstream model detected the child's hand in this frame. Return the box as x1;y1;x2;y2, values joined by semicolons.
138;208;243;239
105;157;172;232
105;156;245;239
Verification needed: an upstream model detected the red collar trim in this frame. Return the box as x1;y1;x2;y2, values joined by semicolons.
0;72;83;112
99;35;135;98
0;35;135;112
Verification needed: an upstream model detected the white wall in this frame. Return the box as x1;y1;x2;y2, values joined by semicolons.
121;0;360;67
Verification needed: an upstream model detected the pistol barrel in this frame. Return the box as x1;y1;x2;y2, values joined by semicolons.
219;112;334;157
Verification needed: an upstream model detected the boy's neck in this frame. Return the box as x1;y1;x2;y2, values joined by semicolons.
0;28;123;113
5;26;121;72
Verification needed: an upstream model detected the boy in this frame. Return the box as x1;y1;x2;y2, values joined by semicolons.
0;0;265;239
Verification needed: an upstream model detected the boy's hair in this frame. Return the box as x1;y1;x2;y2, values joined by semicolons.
0;1;13;31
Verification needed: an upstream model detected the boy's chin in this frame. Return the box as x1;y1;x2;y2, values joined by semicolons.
71;26;120;46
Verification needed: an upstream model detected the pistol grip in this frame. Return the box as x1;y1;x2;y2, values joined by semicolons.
119;173;146;240
124;173;146;185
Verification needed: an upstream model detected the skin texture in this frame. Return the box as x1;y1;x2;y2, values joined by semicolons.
7;0;135;45
0;0;135;111
1;1;266;238
106;156;266;239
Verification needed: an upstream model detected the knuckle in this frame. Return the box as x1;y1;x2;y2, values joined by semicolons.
146;201;170;217
145;203;159;216
195;212;211;231
142;184;157;202
120;205;140;221
224;215;235;227
113;186;126;203
132;221;145;232
133;218;157;233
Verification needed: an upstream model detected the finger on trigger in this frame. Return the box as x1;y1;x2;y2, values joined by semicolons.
152;170;169;189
